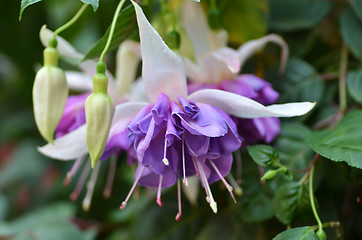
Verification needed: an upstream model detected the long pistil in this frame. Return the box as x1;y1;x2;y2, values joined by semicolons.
196;159;217;213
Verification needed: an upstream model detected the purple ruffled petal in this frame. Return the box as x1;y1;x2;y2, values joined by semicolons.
55;93;89;138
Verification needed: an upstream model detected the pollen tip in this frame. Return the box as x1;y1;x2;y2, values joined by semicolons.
235;187;243;196
210;202;218;214
82;199;90;212
120;201;127;210
162;158;169;166
183;178;189;187
156;198;163;207
63;177;71;186
175;213;182;221
103;189;111;199
69;193;77;201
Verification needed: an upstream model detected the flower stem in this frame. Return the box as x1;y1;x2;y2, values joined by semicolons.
339;44;348;113
53;4;88;37
309;165;323;232
99;0;126;63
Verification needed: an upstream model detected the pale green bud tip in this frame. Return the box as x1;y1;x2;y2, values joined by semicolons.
85;93;115;168
261;169;278;181
44;47;59;66
93;73;109;94
33;66;68;144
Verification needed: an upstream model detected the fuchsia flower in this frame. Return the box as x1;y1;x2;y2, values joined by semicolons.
39;1;315;219
183;0;289;145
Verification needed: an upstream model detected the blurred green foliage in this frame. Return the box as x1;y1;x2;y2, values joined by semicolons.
0;0;362;239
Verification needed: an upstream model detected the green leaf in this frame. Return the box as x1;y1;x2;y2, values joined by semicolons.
81;0;99;11
0;193;9;220
349;0;362;21
267;58;325;103
275;123;314;170
268;0;331;31
340;8;362;61
19;0;42;21
0;202;75;235
273;227;319;240
84;5;136;59
247;145;280;168
220;0;267;43
273;182;310;225
308;110;362;169
240;190;274;222
347;70;362;103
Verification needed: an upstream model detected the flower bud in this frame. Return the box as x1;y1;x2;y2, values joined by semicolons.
85;72;115;168
261;169;278;181
316;228;326;240
33;47;68;144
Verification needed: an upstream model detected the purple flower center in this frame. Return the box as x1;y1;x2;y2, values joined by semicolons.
124;93;242;188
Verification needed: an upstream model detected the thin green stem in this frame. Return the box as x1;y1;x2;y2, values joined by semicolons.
99;0;126;62
309;165;323;231
339;44;348;113
53;4;88;37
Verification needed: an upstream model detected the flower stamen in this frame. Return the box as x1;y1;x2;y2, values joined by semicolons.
103;154;117;198
227;174;243;196
175;179;182;221
70;160;91;201
64;155;85;186
120;165;145;210
195;158;218;213
156;175;163;207
162;137;169;166
209;160;236;203
182;137;189;186
82;161;101;211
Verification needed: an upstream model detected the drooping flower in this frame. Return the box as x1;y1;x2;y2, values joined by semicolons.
39;1;315;219
104;1;315;219
183;0;289;145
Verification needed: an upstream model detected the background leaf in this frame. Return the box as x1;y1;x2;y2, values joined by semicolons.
84;4;136;59
81;0;99;12
272;182;310;225
19;0;42;20
247;145;280;168
309;110;362;169
268;0;330;31
349;0;362;21
347;70;362;103
340;7;362;61
273;227;319;240
267;58;325;103
220;0;267;43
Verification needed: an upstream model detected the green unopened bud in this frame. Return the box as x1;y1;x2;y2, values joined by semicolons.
207;7;223;30
261;169;279;181
85;73;115;168
316;229;326;240
167;30;181;50
33;47;68;143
